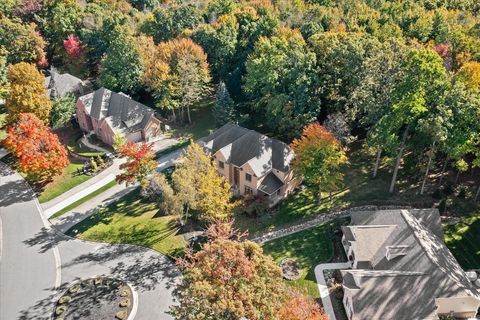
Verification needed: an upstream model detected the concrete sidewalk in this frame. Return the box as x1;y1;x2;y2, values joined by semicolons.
314;262;352;320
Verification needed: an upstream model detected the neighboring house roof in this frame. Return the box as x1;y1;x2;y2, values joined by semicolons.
78;87;157;135
258;172;284;195
45;68;88;98
342;209;480;319
199;123;294;177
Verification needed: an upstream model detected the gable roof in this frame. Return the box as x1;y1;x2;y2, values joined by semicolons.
199;123;294;177
78;88;156;135
258;172;284;195
342;209;480;319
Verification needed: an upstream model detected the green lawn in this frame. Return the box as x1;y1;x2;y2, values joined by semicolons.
172;99;216;140
38;160;93;203
262;220;341;298
235;141;438;235
444;213;480;270
50;180;117;219
66;189;186;257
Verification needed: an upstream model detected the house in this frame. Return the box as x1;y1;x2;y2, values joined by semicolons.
45;68;90;99
340;209;480;320
198;123;297;206
76;87;162;146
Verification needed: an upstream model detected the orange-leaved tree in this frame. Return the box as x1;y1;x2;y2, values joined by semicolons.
116;141;156;186
5;62;52;124
3;113;69;181
277;288;328;320
291;122;348;203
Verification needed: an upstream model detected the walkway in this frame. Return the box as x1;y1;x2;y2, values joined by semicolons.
81;133;111;154
42;137;180;219
0;163;181;320
314;262;352;320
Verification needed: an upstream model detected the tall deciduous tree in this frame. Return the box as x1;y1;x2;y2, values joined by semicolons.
172;143;234;224
3;113;69;181
116;142;156;186
456;61;480;91
277;288;327;320
291;122;348;203
98;27;143;94
6;62;52;124
213;81;235;126
141;172;182;216
0;48;8;100
244;28;318;140
172;221;286;320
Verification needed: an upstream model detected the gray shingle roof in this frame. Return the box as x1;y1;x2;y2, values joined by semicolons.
258;172;284;195
342;209;480;319
199;123;294;177
79;88;156;134
45;69;87;98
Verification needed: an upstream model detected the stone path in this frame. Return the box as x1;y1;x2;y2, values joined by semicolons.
314;262;352;320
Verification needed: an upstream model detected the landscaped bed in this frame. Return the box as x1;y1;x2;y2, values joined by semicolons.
66;189;186;257
53;277;133;320
262;219;348;298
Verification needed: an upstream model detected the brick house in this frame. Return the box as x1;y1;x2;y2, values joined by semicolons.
199;123;297;206
76;88;162;146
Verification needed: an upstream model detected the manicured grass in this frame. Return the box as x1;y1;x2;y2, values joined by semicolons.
262;220;341;298
444;213;480;270
38;160;94;203
49;180;118;219
66;189;186;257
154;139;190;159
172;99;216;140
235;141;435;235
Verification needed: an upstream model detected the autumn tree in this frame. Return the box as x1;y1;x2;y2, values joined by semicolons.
456;61;480;91
277;288;327;320
3;113;69;181
50;95;75;129
172;143;234;224
116;142;156;186
213;81;235;126
0;48;8;100
0;16;47;66
141;172;182;216
291;122;348;203
140;38;210;124
171;221;286;320
6;62;52;123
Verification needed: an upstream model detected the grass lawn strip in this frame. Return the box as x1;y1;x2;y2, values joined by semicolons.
67;189;186;258
50;180;118;219
262;220;338;298
444;213;480;269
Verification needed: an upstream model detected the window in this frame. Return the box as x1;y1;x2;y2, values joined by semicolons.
245;186;253;195
218;161;224;169
245;173;252;182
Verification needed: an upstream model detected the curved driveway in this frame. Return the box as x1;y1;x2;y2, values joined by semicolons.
0;164;181;319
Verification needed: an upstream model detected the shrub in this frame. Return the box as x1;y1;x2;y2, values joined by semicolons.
55;305;67;316
58;296;71;304
115;310;128;320
69;285;80;294
120;289;130;297
119;299;130;307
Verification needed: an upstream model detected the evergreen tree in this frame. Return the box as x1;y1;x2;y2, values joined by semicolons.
213;81;235;126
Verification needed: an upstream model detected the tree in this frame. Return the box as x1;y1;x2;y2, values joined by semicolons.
116;142;156;186
456;61;480;91
0;16;47;66
3;113;69;181
172;143;234;224
171;221;286;320
113;134;127;152
140;38;210;123
141;172;181;216
6;62;52;124
63;34;84;59
50;95;75;129
291;122;348;203
244;28;318;140
0;47;8;100
277;288;327;320
213;81;235;126
98;28;143;94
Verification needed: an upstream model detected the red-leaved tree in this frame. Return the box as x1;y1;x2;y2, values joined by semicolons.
3;113;69;181
63;34;83;59
116;142;156;186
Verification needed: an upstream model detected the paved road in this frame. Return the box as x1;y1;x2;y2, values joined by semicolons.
0;163;181;319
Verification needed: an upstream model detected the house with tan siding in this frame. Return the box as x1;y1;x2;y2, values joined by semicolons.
199;123;297;206
76;88;162;146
